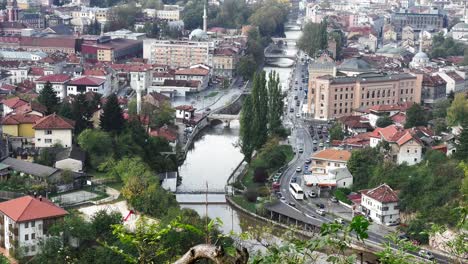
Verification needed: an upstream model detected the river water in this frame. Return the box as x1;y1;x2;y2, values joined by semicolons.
176;25;301;234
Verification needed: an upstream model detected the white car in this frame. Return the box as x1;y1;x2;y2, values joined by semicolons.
296;113;301;118
280;197;286;202
312;140;318;144
295;167;302;172
307;191;317;198
316;209;325;216
418;250;434;260
334;218;344;224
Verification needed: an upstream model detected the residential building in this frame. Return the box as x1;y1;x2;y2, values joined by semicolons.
391;8;447;32
369;125;423;165
148;79;201;97
308;73;422;120
309;149;351;176
338;115;372;135
360;184;400;225
156;5;181;21
363;102;413;127
66;76;107;95
33;114;75;148
72;6;110;23
213;47;239;78
0;195;68;256
0;50;47;61
35;74;72;99
174;65;210;91
175;105;195;123
437;71;465;94
303;167;353;189
1;113;41;138
1;97;28;116
143;39;214;68
422;74;447;105
81;36;143;63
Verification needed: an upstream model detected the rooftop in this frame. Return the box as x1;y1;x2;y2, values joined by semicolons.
36;74;71;83
0;195;68;223
33;113;75;130
361;184;398;203
311;149;351;162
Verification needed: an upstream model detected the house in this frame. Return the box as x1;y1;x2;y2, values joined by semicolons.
303;167;353;189
1;97;28;116
363;102;413;128
309;149;352;176
1;113;41;138
174;65;210;91
14;102;47;117
160;171;177;192
148;79;201;97
175;105;195;123
149;125;178;150
35;74;72;100
143;92;170;108
66;76;107;96
0;157;89;192
0;195;68;257
33;114;75;148
54;146;85;173
369;125;424;165
437;71;465;94
338;115;372;135
360;183;400;225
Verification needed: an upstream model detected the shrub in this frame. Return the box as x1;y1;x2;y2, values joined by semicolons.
253;167;268;183
257;186;270;197
244;188;258;202
333;188;352;205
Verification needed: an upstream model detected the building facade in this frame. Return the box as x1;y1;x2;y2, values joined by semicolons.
308;73;422;120
361;184;400;225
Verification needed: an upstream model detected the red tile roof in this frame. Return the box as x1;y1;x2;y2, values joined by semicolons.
149;126;177;142
0;83;17;91
361;184;398;203
0;195;68;223
175;105;195;111
33;113;75;130
14;102;47;115
390;112;406;124
311;149;352;162
175;67;209;76
377;125;399;141
1;113;41;125
1;97;28;109
368;102;413;113
83;69;107;76
29;67;45;76
68;76;105;86
36;74;71;83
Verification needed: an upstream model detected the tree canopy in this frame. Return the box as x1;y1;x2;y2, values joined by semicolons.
38;81;59;115
100;93;125;133
404;103;427;128
297;21;328;57
376;115;394;128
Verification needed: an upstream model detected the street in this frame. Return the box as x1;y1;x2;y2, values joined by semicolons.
277;55;451;264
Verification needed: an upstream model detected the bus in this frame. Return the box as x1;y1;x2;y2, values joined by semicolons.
289;183;304;200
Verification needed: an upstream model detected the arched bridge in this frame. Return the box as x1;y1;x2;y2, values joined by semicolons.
207;92;248;127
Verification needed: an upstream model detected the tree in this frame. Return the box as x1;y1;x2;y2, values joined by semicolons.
404;103;427;128
253;167;268;183
455;121;468;161
447;93;468;126
35;148;55;167
347;147;382;190
329;122;344;141
153;101;175;128
100;93;124;133
58;100;72;119
432;99;451;119
71;93;93;135
237;56;257;80
77;129;113;168
376;115;394;128
267;71;283;135
38;81;59;115
239;95;255;162
91;210;122;242
251;71;268;149
297;21;328;57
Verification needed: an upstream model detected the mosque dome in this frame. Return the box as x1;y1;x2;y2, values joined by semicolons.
189;28;208;41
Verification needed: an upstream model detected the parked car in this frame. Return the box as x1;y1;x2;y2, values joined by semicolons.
305;158;311;164
385;220;400;226
316;209;325;216
319;143;324;147
317;130;322;134
288;201;296;207
307;191;317;198
294;95;298;100
334;218;345;224
313;147;318;151
331;197;338;203
296;113;301;118
316;203;325;209
296;167;302;172
290;108;294;112
312;140;318;144
418;250;434;260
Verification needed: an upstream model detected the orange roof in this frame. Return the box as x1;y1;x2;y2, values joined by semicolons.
311;149;351;162
175;67;209;76
33;113;75;130
1;97;28;109
361;184;398;203
1;113;41;125
0;195;68;223
378;125;399;141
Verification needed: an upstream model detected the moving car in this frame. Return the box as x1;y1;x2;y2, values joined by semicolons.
295;167;302;172
307;191;317;198
331;197;338;203
296;113;301;118
288;201;296;207
334;218;344;224
418;250;434;260
280;197;286;202
316;209;325;216
298;147;304;153
305;158;311;164
316;203;325;209
290;108;294;112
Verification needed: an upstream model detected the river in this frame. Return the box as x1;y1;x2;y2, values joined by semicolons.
176;24;301;234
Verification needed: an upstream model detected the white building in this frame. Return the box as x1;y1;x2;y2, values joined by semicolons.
103;29;146;40
174;65;210;91
35;74;72;100
54;146;85;173
0;50;47;61
156;5;181;21
72;6;110;23
33;114;75;148
309;149;352;176
303;167;353;189
66;76;107;96
361;184;400;225
0;195;68;256
437;71;466;94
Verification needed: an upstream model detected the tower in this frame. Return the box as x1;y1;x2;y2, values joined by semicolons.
419;31;423;52
203;3;207;32
464;0;468;23
6;0;18;22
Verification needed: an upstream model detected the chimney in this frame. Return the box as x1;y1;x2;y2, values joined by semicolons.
39;195;42;201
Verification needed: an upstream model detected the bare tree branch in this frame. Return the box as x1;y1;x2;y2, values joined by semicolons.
173;244;249;264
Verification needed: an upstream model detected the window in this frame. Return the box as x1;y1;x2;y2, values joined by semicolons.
45;130;52;135
25;222;28;228
25;234;29;241
414;158;417;162
45;139;52;143
31;221;35;227
407;149;410;153
31;245;36;252
31;233;35;240
382;206;389;211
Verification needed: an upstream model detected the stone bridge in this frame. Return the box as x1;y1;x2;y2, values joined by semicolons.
207;92;248;127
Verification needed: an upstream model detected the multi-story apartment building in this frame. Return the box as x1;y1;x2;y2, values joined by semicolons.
72;6;110;23
0;195;68;256
156;5;181;21
308;73;422;120
35;74;72;100
213;47;239;78
143;39;214;68
360;184;400;225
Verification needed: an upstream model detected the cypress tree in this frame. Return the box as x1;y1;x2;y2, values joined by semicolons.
268;71;283;134
38;81;59;115
71;93;93;135
456;121;468;161
257;71;268;147
240;95;255;163
100;93;124;133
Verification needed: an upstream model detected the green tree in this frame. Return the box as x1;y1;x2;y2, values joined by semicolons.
455;121;468;161
77;129;113;168
248;1;289;37
404;103;427;128
267;71;283;134
91;210;122;242
58;100;72;119
239;95;255;163
153;101;175;128
329;122;344;141
38;81;59;115
447;93;468;126
71;93;93;135
297;21;328;57
100;93;124;133
251;71;268;149
35;148;55;167
376;115;394;128
347;147;382;189
432;99;451;119
237;55;257;80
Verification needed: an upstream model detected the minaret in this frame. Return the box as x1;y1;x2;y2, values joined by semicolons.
6;0;18;22
203;3;207;32
464;1;468;23
419;31;423;52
